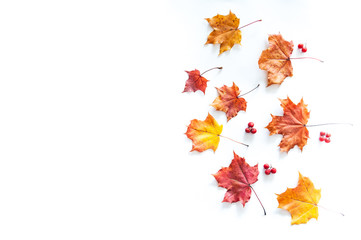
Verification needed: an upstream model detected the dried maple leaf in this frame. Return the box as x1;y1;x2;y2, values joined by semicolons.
258;34;294;86
211;82;247;121
205;11;242;55
276;172;321;225
213;152;266;214
185;113;223;152
266;97;310;153
182;67;222;94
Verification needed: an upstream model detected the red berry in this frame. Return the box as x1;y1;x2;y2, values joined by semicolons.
319;136;325;142
271;168;277;174
263;163;269;169
302;47;307;53
298;43;304;49
265;169;271;175
251;128;257;134
320;131;325;136
326;133;331;138
325;138;331;143
245;128;251;133
248;122;254;128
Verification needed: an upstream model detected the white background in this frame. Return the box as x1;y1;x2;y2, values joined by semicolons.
0;0;360;239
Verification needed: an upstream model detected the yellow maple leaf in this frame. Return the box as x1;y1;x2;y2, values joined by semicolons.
185;113;223;152
276;172;321;225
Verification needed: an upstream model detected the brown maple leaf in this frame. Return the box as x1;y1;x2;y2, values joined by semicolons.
276;172;321;225
258;34;294;86
205;11;242;55
211;82;247;121
266;97;310;153
213;152;265;214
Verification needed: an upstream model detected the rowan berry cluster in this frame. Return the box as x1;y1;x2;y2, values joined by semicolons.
263;164;276;175
245;122;257;134
319;131;331;143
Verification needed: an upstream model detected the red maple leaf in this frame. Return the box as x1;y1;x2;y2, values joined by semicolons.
182;67;222;94
213;152;265;214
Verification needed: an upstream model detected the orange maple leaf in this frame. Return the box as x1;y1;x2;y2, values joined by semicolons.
211;82;247;121
185;113;223;152
276;172;321;225
205;11;242;55
266;97;310;153
258;34;294;86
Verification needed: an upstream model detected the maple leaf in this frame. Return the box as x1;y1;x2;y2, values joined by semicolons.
182;69;209;94
185;113;223;152
258;34;294;86
213;152;266;214
266;97;310;153
182;67;222;94
211;82;247;121
205;11;242;55
276;172;321;225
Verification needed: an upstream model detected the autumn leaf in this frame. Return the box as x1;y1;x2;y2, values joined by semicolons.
185;113;223;152
211;82;247;121
276;172;321;225
258;34;294;86
182;67;222;94
266;97;310;153
213;152;266;214
205;11;241;55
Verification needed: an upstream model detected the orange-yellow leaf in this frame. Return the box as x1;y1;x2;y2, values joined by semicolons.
266;97;310;153
211;82;247;121
258;34;294;86
185;113;223;152
276;172;321;225
205;11;241;55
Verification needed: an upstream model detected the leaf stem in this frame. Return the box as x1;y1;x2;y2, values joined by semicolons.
305;122;353;127
238;19;262;30
289;57;324;63
200;66;223;76
250;185;266;215
219;135;249;147
318;204;344;216
238;84;260;97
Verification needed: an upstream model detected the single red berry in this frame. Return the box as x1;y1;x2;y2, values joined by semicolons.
319;136;325;141
271;168;277;174
298;43;304;49
326;133;331;138
263;163;269;169
265;169;271;175
302;47;307;53
245;128;251;133
320;131;325;136
251;128;257;134
325;138;331;143
248;122;254;128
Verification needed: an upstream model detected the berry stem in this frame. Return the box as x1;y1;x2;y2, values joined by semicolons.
289;57;324;63
238;84;260;97
219;135;249;147
238;19;262;30
318;204;344;216
250;185;266;215
200;66;223;76
305;122;353;127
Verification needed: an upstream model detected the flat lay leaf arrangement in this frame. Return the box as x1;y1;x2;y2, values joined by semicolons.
182;11;348;225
